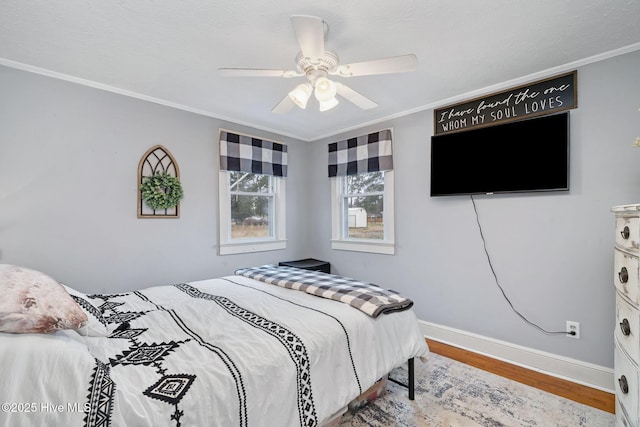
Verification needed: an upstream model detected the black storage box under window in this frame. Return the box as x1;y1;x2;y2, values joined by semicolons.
279;258;330;274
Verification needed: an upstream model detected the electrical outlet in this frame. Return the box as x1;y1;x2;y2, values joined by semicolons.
566;321;580;339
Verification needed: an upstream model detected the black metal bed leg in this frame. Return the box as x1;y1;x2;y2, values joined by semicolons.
408;357;415;400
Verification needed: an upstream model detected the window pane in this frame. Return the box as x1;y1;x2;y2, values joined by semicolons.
230;172;271;193
231;194;272;238
345;195;383;239
346;171;384;194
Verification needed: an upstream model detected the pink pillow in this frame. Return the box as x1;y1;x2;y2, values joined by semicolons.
0;264;88;334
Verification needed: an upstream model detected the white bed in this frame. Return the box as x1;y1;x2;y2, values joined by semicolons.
0;268;428;427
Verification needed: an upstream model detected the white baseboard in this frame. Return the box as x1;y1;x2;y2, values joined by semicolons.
419;320;614;393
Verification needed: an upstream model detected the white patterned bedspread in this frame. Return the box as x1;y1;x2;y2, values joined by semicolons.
0;275;427;427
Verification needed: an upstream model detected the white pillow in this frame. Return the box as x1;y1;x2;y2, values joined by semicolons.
0;264;87;334
62;285;114;337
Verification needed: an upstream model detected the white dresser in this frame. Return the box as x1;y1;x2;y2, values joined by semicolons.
613;204;640;426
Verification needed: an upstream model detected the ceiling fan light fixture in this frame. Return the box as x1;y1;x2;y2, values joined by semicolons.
288;83;312;109
219;16;416;114
314;77;337;102
319;97;339;112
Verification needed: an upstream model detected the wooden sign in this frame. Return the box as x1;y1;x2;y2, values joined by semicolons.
434;71;577;135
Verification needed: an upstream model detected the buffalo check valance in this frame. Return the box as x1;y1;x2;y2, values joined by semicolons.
220;130;288;177
328;129;393;177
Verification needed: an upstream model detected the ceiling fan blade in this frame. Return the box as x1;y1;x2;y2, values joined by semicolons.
333;54;417;77
290;15;325;62
271;94;295;114
336;83;377;110
218;68;301;78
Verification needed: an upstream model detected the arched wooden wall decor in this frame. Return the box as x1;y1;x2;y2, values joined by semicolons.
137;145;181;218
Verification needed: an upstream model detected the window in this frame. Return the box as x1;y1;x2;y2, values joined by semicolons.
219;171;286;254
218;129;287;255
331;170;395;254
230;172;273;239
328;128;395;255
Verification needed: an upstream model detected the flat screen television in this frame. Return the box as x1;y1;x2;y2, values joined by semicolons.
430;112;569;197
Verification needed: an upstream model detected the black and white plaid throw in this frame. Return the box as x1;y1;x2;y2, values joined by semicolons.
328;129;393;177
234;265;413;318
220;130;288;177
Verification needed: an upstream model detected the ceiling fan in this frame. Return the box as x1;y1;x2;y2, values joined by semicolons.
218;15;417;113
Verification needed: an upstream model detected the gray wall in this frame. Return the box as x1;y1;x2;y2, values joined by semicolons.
305;49;640;368
0;65;311;294
1;49;639;368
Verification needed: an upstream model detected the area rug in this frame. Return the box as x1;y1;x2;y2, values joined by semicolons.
339;353;614;427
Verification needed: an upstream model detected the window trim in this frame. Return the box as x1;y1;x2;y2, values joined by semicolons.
330;170;395;255
218;171;286;255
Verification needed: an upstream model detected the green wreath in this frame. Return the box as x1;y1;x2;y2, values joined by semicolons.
140;172;184;210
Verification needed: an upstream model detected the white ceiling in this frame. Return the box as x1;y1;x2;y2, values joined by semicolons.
1;1;639;141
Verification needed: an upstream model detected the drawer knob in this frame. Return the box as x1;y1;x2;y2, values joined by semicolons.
621;318;632;336
622;226;631;240
619;267;629;283
619;375;629;394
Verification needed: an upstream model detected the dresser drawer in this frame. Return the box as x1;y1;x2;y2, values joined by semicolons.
615;341;639;424
615;248;640;305
617;216;640;253
616;292;640;363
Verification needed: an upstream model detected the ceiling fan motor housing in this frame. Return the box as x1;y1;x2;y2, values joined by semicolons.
296;51;339;80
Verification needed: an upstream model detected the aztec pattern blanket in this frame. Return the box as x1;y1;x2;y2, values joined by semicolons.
235;265;413;318
0;275;428;427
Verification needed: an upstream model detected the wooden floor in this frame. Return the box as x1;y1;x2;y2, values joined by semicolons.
426;339;615;414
